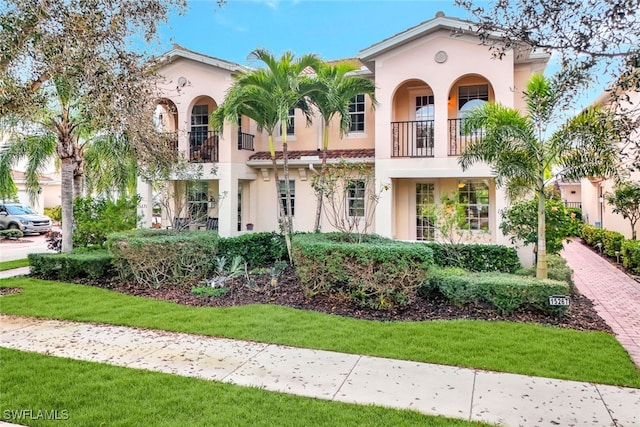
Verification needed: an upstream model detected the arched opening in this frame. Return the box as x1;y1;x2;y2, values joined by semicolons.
390;79;435;158
188;96;218;162
447;75;495;156
156;98;179;153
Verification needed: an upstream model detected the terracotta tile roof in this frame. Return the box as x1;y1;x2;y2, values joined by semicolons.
249;149;375;161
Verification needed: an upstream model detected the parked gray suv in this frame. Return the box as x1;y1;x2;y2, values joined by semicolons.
0;203;52;234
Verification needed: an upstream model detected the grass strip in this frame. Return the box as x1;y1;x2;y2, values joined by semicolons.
0;348;487;427
0;258;29;271
1;277;639;388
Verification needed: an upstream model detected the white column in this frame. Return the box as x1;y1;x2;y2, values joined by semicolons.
375;162;394;239
136;176;153;228
217;163;238;237
433;91;449;158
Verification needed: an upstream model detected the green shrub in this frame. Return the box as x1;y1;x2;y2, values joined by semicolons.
29;250;114;281
601;230;625;257
515;254;574;287
218;232;286;268
581;224;625;257
429;268;479;306
622;240;640;274
581;224;605;246
107;230;219;288
44;205;62;222
422;242;521;273
73;196;139;248
500;198;584;254
427;268;570;315
0;229;23;240
292;233;433;310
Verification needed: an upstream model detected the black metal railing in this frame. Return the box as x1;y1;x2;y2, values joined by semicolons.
448;118;484;156
391;120;435;158
188;130;219;162
564;201;582;209
237;131;255;151
162;132;178;153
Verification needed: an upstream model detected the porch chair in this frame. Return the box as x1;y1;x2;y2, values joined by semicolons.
171;217;190;231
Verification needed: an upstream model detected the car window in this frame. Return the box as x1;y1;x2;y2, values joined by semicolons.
5;205;35;215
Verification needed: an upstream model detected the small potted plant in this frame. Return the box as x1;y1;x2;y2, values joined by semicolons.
246;223;254;231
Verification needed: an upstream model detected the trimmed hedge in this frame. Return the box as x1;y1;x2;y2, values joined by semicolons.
581;224;625;257
422;242;521;273
218;232;286;268
426;268;571;315
28;251;114;281
107;230;219;288
515;254;574;288
0;229;23;240
622;240;640;274
292;233;434;310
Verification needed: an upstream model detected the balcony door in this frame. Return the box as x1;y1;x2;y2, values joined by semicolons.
412;95;434;157
190;105;209;160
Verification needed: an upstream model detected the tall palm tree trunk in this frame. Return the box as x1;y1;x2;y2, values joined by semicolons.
281;123;294;233
536;183;548;279
268;134;292;263
313;124;330;232
60;157;75;253
73;158;84;198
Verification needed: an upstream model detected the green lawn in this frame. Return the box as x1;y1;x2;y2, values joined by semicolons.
0;348;487;427
0;258;29;271
1;277;639;388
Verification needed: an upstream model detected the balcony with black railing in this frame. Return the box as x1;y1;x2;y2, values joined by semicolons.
237;131;255;151
448;118;483;156
162;131;178;154
188;130;219;162
391;120;435;158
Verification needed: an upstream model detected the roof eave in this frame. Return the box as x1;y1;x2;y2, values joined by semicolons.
246;157;375;168
158;46;251;74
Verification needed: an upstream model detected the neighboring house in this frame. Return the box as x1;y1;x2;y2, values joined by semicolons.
580;87;640;239
9;170;61;214
555;179;582;209
137;12;550;263
0;135;61;214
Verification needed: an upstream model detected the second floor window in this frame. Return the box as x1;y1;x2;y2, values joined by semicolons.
279;180;295;216
349;94;365;132
458;85;489;112
347;180;366;217
191;105;209;136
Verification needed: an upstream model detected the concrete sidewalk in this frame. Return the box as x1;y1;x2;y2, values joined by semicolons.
1;314;638;426
562;238;640;367
0;267;29;279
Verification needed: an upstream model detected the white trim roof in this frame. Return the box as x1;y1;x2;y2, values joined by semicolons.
158;44;251;74
358;11;548;67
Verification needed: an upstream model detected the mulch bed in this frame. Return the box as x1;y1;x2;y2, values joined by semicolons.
72;266;612;334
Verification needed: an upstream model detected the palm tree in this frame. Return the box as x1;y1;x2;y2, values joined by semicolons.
460;73;619;279
212;49;320;262
83;134;138;199
308;61;377;232
0;78;141;252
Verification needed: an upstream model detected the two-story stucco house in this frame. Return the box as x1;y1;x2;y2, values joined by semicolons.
137;12;550;261
580;87;640;239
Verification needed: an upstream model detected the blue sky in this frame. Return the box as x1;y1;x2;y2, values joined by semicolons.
153;0;605;111
156;0;469;65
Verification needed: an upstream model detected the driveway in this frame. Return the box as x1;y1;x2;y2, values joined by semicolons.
0;233;54;262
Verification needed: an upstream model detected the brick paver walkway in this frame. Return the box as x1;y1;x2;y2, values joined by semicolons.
562;238;640;367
